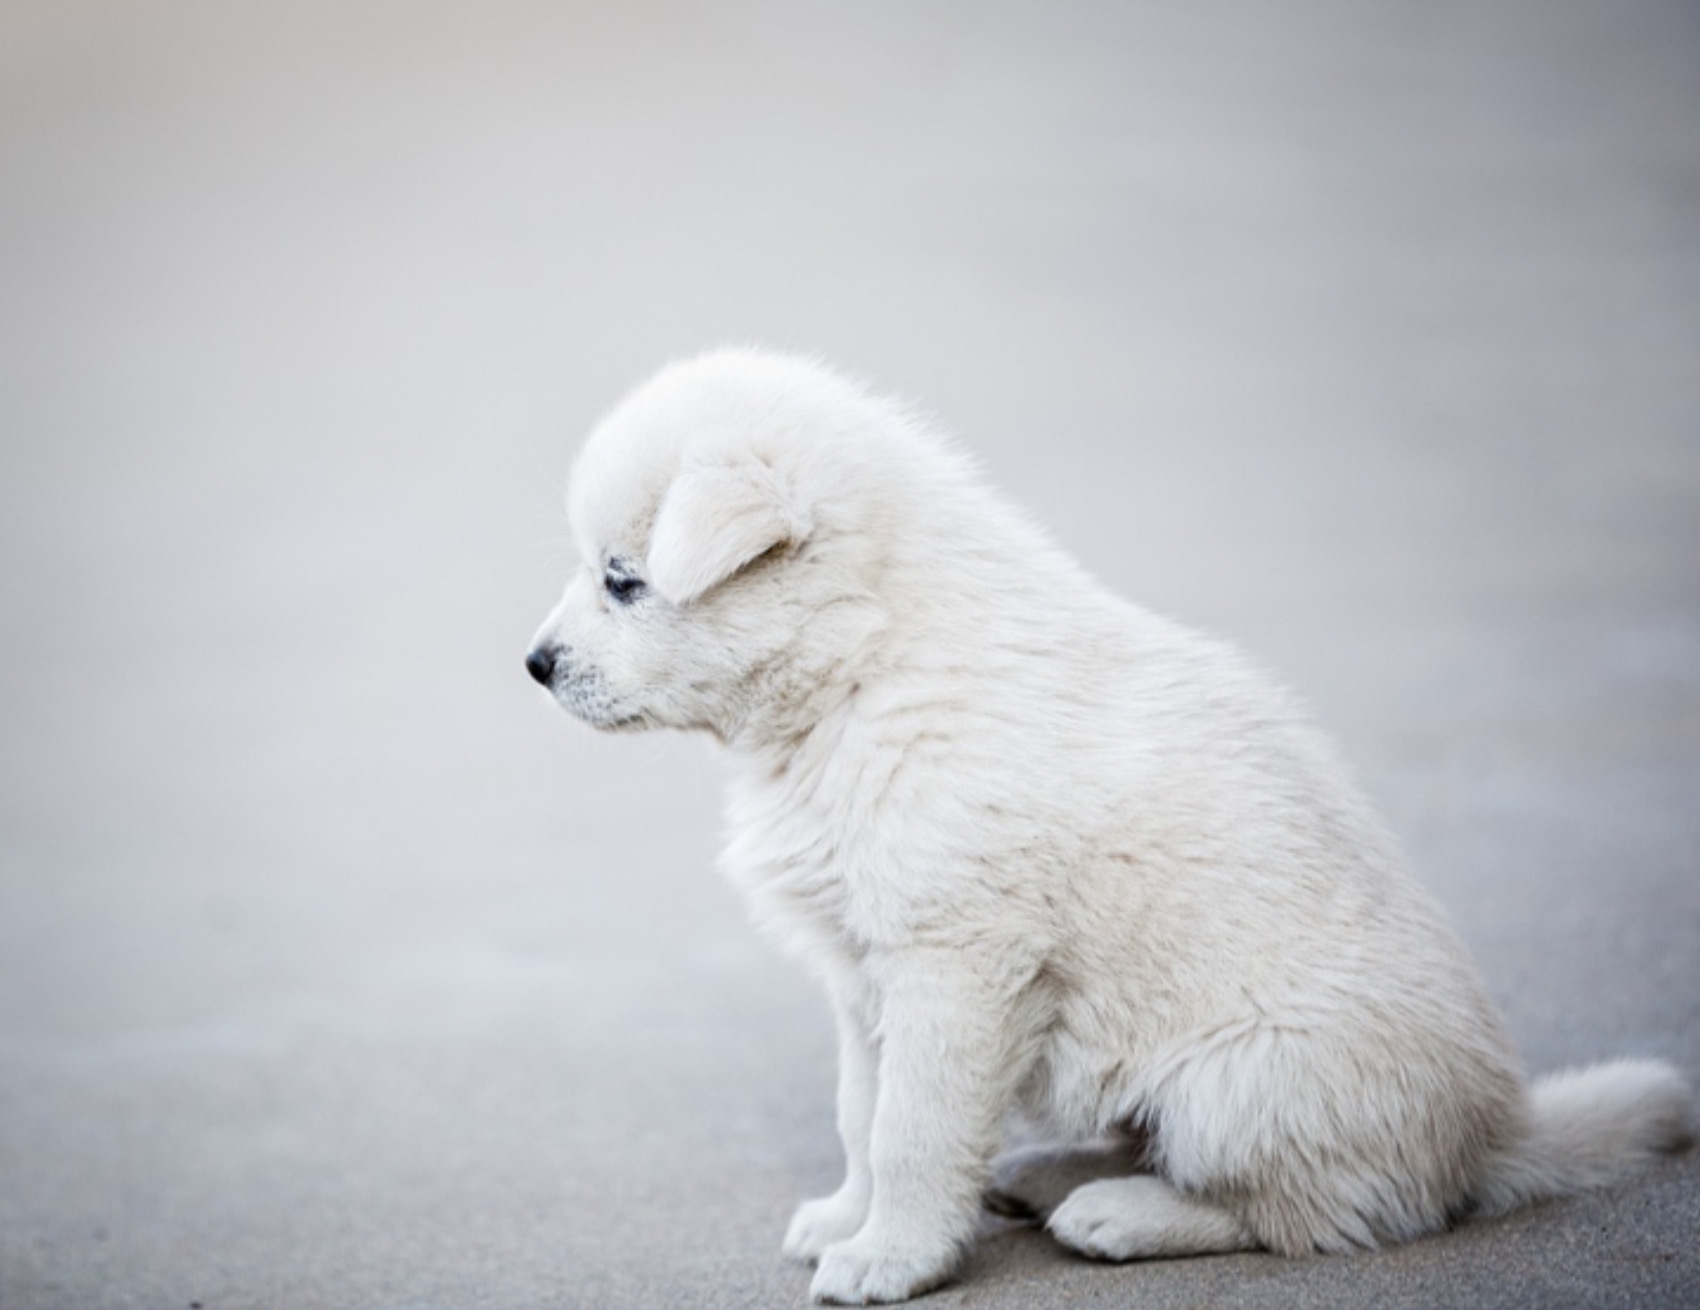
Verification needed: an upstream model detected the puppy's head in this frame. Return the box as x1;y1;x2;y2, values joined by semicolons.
526;351;884;742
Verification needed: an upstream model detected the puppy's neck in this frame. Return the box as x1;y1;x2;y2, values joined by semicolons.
719;602;886;759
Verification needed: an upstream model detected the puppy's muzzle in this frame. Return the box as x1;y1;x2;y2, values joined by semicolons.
525;642;562;687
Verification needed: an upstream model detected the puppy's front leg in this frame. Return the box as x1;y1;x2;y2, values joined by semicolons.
810;947;1028;1305
785;975;876;1260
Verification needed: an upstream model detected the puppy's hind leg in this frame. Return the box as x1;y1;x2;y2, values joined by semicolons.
1048;1176;1257;1261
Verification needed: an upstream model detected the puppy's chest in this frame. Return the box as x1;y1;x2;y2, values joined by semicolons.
719;765;886;946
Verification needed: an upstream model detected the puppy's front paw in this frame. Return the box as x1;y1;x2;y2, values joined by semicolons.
784;1188;868;1263
809;1231;956;1305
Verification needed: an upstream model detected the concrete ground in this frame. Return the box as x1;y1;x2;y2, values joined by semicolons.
2;2;1697;1307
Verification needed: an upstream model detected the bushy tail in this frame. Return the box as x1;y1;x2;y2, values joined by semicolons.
1472;1058;1693;1217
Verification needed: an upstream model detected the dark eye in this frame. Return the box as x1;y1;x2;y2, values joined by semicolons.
603;566;646;605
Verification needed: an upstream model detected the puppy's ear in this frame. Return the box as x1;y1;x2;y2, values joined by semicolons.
647;453;810;605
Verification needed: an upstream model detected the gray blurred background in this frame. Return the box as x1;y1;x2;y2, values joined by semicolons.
2;2;1697;1307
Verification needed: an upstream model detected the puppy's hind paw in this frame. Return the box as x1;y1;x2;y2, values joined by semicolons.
784;1188;868;1263
809;1232;957;1305
1047;1176;1255;1261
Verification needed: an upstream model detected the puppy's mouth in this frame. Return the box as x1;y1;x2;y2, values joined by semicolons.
550;683;647;733
568;693;647;732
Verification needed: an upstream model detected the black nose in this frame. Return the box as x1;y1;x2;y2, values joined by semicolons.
525;645;557;686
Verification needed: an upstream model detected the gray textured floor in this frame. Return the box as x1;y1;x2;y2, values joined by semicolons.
2;2;1697;1307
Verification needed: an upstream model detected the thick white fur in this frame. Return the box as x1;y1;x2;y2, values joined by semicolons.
528;350;1692;1304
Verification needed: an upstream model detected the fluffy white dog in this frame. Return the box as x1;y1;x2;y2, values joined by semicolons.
526;350;1691;1304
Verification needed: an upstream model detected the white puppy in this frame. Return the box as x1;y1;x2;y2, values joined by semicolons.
527;350;1691;1304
